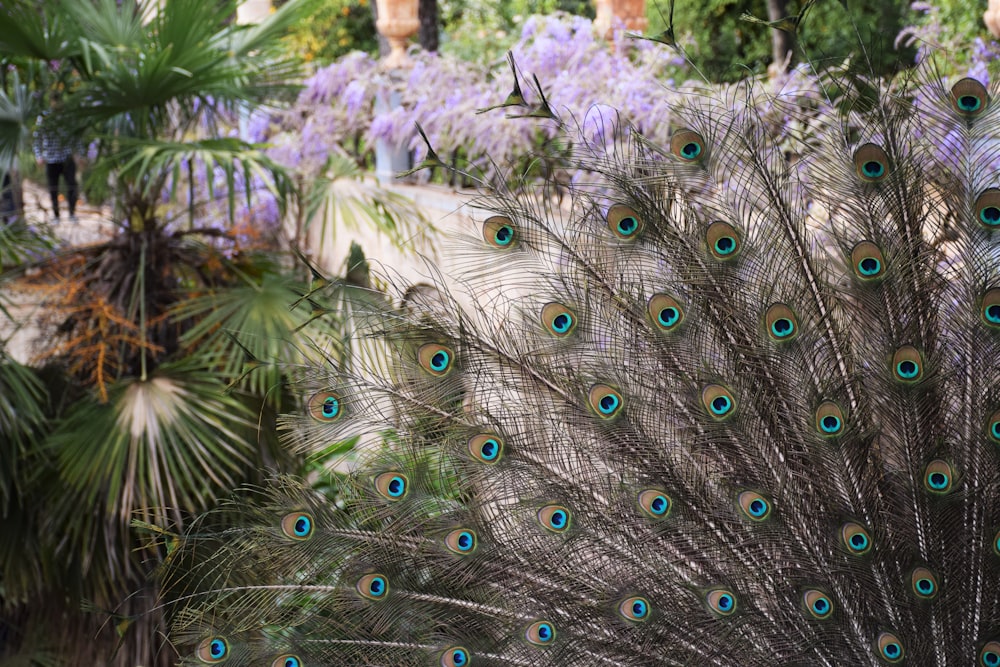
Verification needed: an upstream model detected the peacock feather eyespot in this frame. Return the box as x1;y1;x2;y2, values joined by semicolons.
588;384;623;419
647;294;684;332
607;204;644;240
638;489;672;519
280;512;314;541
923;460;956;494
910;567;938;600
525;620;556;646
374;472;408;501
802;589;834;619
483;215;517;249
815;401;845;437
538;505;571;533
738;491;771;521
418;343;455;377
706;589;737;616
440;646;470;667
356;573;389;600
892;346;923;383
990;411;1000;443
840;522;872;555
468;434;504;464
994;529;1000;556
854;143;890;182
271;655;301;667
981;289;1000;328
701;384;736;420
444;528;478;555
540;303;577;337
952;77;989;115
670;129;705;162
876;632;905;663
764;303;799;342
706;221;741;260
975;190;1000;229
196;637;229;664
307;391;343;423
618;596;650;622
981;641;1000;667
851;241;886;281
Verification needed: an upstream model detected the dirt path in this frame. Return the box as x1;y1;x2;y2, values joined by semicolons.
2;180;114;363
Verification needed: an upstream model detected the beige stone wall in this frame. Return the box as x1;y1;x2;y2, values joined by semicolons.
237;0;273;24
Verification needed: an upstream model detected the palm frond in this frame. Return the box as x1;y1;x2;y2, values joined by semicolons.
0;1;79;61
0;355;47;514
98;137;296;225
304;153;435;252
0;72;34;174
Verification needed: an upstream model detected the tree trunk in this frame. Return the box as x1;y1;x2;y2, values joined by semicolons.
767;0;794;73
419;0;438;52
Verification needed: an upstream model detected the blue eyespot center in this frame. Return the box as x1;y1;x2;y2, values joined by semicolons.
431;351;450;371
495;225;513;245
897;360;919;378
658;307;679;326
294;516;310;536
859;257;881;275
771;317;794;337
632;599;648;617
550;510;567;529
982;206;1000;225
599;394;620;414
992;421;1000;439
822;415;841;433
928;472;948;489
863;161;885;178
987;305;1000;323
617;216;638;235
553;313;572;332
284;658;299;667
717;594;733;611
480;438;499;460
883;642;901;659
715;236;735;255
322;397;339;418
457;531;474;550
650;495;669;515
850;534;868;550
369;576;386;596
984;650;1000;666
388;476;405;497
537;623;552;641
749;499;767;516
960;95;982;111
813;598;829;613
916;578;934;594
711;396;732;415
451;648;468;666
682;142;701;159
210;639;226;658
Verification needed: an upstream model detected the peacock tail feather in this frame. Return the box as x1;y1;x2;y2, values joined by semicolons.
155;43;1000;667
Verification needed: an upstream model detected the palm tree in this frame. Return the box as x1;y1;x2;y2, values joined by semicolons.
0;1;341;664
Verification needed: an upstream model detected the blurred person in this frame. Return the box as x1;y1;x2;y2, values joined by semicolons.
33;93;80;223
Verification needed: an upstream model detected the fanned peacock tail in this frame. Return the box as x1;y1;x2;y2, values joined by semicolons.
154;46;1000;667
